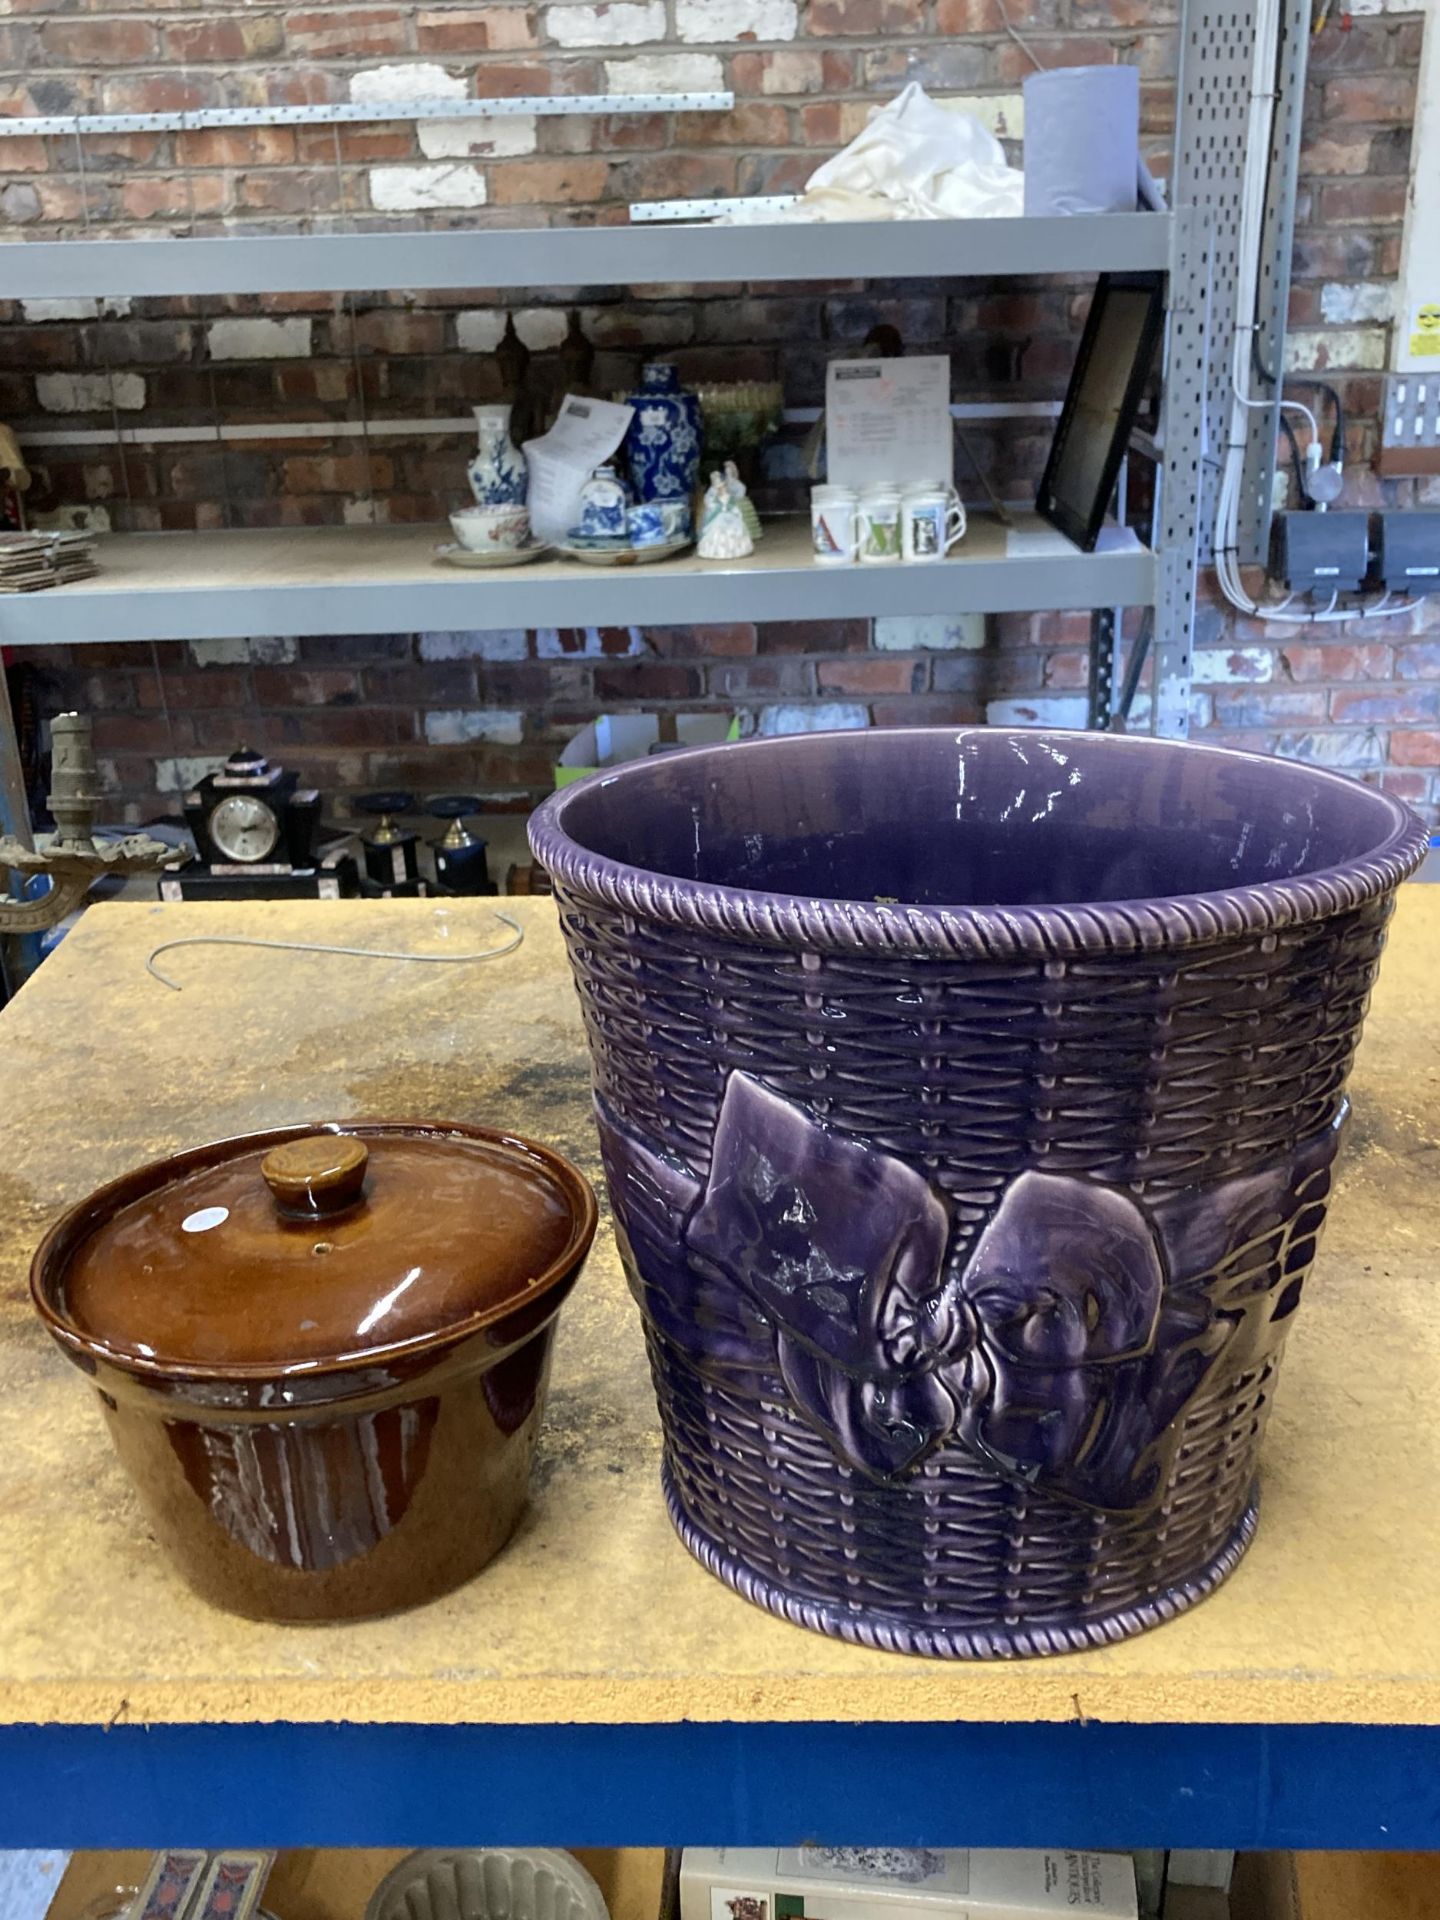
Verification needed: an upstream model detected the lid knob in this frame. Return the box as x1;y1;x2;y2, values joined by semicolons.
261;1134;369;1216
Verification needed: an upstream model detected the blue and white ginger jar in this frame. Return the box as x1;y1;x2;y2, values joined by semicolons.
468;403;528;506
577;463;629;539
623;364;702;521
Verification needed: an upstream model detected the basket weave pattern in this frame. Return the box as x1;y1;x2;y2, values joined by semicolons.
654;1335;1272;1657
555;883;1394;1656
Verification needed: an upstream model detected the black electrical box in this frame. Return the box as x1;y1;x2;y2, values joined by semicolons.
1270;511;1371;593
1374;512;1440;594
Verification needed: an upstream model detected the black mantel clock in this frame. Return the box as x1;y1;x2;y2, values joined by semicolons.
160;746;358;900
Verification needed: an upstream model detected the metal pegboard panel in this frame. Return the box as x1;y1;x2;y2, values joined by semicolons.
1153;550;1200;738
1171;0;1254;564
1152;205;1211;738
1240;0;1311;555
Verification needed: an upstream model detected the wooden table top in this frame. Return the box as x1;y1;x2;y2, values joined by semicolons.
1;892;1437;1731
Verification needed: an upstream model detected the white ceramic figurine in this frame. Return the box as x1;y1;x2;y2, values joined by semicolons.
725;459;764;544
697;467;754;561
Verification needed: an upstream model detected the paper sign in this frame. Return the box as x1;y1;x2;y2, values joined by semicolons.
523;392;634;543
825;356;953;489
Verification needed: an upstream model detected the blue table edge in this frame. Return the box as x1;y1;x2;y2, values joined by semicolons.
3;1720;1439;1849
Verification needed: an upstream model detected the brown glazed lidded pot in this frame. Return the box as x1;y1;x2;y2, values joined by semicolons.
31;1121;597;1622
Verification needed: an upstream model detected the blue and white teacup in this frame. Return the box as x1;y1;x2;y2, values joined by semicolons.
655;498;691;541
627;503;667;547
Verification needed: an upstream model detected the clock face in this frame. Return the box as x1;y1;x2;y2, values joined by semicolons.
209;793;281;864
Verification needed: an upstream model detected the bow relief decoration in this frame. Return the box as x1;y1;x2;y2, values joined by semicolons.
598;1072;1341;1516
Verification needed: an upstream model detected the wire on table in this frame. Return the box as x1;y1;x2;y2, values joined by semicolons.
146;912;525;991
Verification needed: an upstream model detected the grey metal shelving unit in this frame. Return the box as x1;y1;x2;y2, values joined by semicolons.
0;212;1197;711
0;0;1305;753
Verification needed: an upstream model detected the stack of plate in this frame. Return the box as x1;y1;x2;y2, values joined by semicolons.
436;537;552;569
557;532;692;566
0;532;55;593
0;529;100;592
48;529;99;584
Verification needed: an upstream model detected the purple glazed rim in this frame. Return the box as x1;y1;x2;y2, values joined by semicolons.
530;727;1429;960
663;1465;1260;1659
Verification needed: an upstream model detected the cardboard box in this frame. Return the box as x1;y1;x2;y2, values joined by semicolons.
1160;1890;1227;1920
554;712;736;787
1230;1852;1440;1920
680;1850;1137;1920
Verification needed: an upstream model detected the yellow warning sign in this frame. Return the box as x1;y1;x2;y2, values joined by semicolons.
1411;301;1440;357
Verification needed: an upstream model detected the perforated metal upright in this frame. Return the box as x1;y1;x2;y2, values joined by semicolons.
1113;0;1309;737
1146;202;1213;739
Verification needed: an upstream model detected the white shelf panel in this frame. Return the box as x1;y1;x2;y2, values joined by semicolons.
0;213;1173;299
0;517;1155;647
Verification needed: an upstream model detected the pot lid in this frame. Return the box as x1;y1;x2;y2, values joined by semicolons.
43;1122;595;1373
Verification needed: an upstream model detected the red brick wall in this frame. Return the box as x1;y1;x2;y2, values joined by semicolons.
2;0;1437;825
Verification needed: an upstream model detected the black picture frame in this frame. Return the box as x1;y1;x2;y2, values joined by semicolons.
1036;269;1165;553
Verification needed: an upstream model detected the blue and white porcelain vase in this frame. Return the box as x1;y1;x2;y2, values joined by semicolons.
623;364;702;526
468;403;528;506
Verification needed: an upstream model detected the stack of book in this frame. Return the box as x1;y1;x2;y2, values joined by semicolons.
0;528;100;592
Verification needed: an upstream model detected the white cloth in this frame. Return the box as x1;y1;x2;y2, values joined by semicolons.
726;84;1023;224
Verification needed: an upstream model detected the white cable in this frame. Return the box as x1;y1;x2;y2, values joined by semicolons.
1236;385;1328;441
1208;21;1411;629
1231;389;1319;440
1246;595;1420;625
1280;398;1319;438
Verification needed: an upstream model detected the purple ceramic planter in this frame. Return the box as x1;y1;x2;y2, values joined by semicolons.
530;728;1426;1657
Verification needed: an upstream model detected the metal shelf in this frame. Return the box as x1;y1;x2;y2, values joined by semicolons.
0;212;1173;299
0;517;1156;647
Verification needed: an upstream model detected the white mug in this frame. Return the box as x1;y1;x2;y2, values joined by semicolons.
857;486;903;565
811;485;859;565
901;485;966;562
